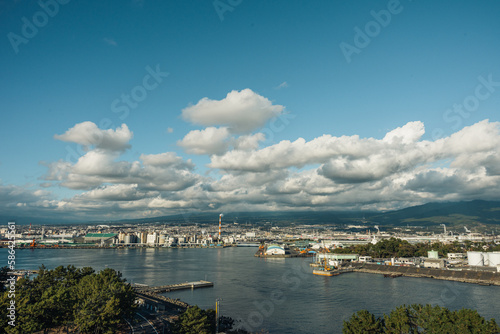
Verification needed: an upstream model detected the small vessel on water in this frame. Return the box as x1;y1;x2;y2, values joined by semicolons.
313;268;339;276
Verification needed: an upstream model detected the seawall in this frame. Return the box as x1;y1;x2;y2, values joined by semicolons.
351;263;500;286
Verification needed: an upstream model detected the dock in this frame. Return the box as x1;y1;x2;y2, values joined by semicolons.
135;280;214;294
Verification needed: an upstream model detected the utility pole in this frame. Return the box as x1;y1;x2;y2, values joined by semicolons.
215;298;222;333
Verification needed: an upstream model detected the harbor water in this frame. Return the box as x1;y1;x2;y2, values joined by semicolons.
5;247;500;333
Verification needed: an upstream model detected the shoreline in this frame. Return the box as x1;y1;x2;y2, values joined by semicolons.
3;244;233;249
350;263;500;286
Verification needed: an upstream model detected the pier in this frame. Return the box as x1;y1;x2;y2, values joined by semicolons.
135;280;214;294
135;291;189;311
133;280;213;313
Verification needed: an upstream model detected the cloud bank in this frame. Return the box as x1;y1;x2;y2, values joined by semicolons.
4;89;500;221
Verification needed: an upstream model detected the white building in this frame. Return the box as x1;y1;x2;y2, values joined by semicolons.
391;257;420;266
146;232;158;245
423;258;445;269
428;250;439;259
245;232;256;238
265;244;285;255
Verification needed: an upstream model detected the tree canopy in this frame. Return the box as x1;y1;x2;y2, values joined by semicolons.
0;266;9;293
343;304;500;334
173;305;215;334
172;305;245;334
0;265;136;334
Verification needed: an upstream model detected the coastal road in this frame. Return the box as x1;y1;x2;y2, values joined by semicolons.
128;311;164;334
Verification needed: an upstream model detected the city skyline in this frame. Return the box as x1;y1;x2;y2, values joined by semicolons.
1;1;500;221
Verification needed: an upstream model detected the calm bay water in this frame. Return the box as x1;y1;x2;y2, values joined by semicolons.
5;247;500;333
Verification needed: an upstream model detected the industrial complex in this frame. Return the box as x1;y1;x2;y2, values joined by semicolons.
2;216;500;279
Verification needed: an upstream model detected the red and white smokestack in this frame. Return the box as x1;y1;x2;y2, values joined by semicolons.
218;213;223;241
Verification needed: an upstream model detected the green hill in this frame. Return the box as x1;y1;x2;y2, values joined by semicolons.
368;200;500;227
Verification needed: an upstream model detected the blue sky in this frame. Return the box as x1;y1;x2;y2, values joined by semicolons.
1;0;500;222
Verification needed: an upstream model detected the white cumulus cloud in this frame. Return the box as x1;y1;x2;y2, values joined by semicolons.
140;152;194;169
383;121;425;144
178;127;231;155
54;122;133;151
181;89;284;133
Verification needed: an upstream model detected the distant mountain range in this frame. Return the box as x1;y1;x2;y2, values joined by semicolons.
366;200;500;227
110;200;500;228
4;200;500;227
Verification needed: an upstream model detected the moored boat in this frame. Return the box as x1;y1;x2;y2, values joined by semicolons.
313;268;339;276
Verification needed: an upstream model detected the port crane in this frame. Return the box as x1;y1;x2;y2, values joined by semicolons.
320;241;335;270
299;248;311;254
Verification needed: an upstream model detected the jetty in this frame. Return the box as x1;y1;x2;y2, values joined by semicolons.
131;280;213;314
134;280;214;294
135;291;190;311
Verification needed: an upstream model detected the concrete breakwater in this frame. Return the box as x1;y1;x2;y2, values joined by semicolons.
351;263;500;286
136;280;214;294
134;280;213;310
136;291;190;309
